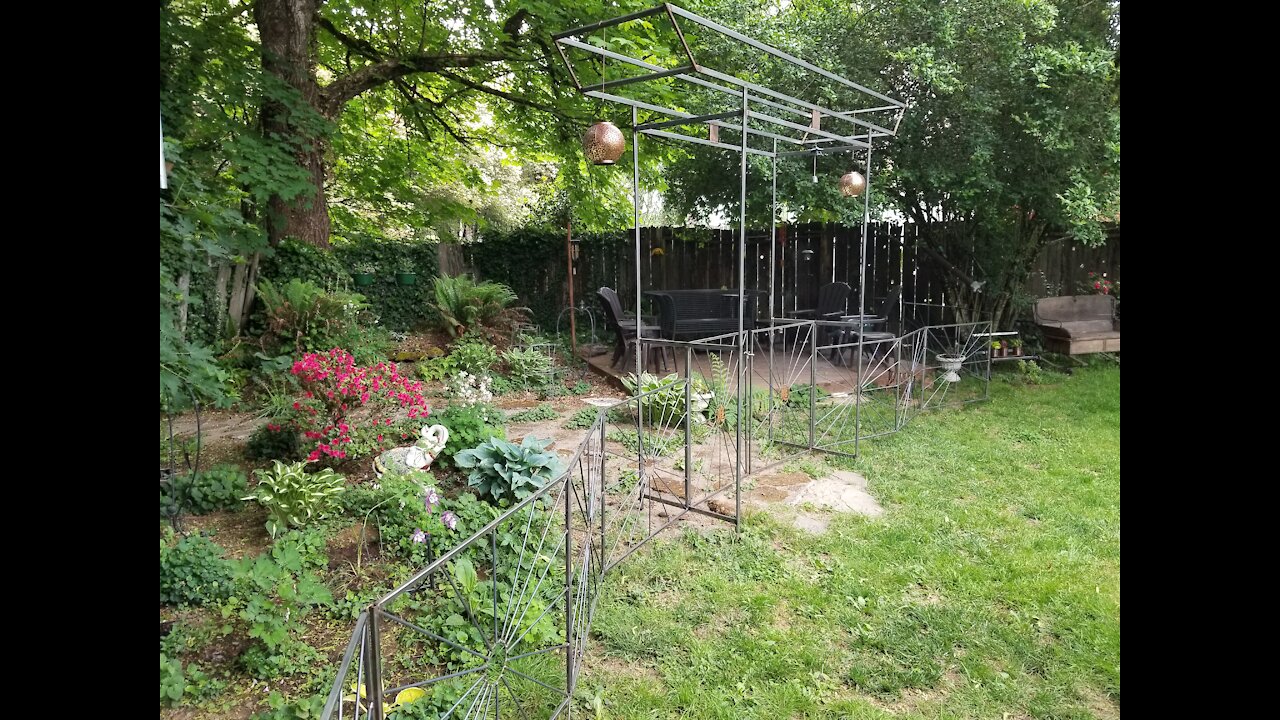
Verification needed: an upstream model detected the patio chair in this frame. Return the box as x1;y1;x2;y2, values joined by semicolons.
650;292;678;372
788;282;851;347
829;286;902;367
597;288;660;371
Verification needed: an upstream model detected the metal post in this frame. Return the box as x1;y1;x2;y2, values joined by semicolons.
599;415;606;569
854;138;872;457
564;476;575;701
768;138;777;445
491;529;499;720
735;85;748;532
894;330;903;430
365;609;384;720
566;218;576;358
684;346;692;508
633;104;643;380
808;324;817;449
632;104;646;485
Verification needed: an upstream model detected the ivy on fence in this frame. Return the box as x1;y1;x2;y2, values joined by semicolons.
258;236;440;332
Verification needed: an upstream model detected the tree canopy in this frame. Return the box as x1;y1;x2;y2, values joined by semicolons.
160;0;1120;404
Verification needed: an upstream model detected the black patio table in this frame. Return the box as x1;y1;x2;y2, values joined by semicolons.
827;314;889;366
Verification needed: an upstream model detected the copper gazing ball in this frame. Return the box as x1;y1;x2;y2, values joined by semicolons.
583;121;625;165
839;171;866;197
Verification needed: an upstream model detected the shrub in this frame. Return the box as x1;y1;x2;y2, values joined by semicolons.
502;346;557;388
245;422;304;461
509;403;557;423
161;464;248;515
225;546;332;680
255;278;367;355
288;349;430;462
442;371;493;407
622;372;711;427
430;275;519;337
563;407;599;429
455;436;562;504
430;404;505;468
160;532;234;606
449;335;499;376
343;471;465;565
244;461;346;539
417;353;458;383
160;653;185;706
784;383;828;409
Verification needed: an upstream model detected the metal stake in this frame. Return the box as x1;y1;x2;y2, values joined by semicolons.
854;137;873;458
735;85;747;532
365;610;384;720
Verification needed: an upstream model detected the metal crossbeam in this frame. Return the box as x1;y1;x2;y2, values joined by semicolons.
554;4;906;139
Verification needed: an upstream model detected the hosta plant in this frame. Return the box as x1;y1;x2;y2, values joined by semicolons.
244;461;346;539
621;372;712;427
454;436;563;504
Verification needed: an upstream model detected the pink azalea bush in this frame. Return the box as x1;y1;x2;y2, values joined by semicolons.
287;349;430;462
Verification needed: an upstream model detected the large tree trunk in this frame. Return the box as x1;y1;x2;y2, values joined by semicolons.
254;0;331;248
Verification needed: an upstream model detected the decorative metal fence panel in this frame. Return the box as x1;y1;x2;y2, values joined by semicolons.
325;320;994;719
322;415;607;720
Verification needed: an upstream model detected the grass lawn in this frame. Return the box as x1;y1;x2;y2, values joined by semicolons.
582;365;1120;719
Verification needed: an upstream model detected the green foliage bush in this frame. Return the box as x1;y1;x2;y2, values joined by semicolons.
160;531;234;606
509;403;557;423
563;407;599;430
502;346;557;388
254;278;367;356
245;422;304;461
161;464;249;515
160;653;185;706
622;372;709;427
224;543;332;680
785;383;829;409
448;335;499;376
248;692;326;720
244;461;346;538
430;404;505;468
339;471;485;566
455;436;562;504
416;353;458;383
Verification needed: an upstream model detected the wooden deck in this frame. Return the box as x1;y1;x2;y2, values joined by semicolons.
583;341;910;394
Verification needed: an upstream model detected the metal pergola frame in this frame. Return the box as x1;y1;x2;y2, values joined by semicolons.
554;2;909;481
322;9;996;719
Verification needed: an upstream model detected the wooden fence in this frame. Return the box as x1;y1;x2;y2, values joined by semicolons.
468;222;1120;331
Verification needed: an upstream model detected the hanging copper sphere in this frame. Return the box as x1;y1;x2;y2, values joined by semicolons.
839;171;866;197
582;121;625;165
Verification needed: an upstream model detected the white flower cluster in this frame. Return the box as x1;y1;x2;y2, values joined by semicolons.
444;370;493;406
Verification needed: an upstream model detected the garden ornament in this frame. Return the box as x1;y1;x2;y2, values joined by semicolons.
407;424;450;469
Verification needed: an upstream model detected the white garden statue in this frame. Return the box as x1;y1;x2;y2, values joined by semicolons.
405;424;450;470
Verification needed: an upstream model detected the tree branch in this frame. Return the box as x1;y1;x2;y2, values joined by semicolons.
435;69;567;117
320;53;512;113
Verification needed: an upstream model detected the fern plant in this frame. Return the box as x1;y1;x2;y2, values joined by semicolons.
243;461;346;538
255;278;367;354
454;437;562;504
430;275;519;337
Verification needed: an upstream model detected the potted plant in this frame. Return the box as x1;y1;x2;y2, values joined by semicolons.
1010;338;1024;357
395;258;417;286
352;262;378;287
990;340;1004;359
